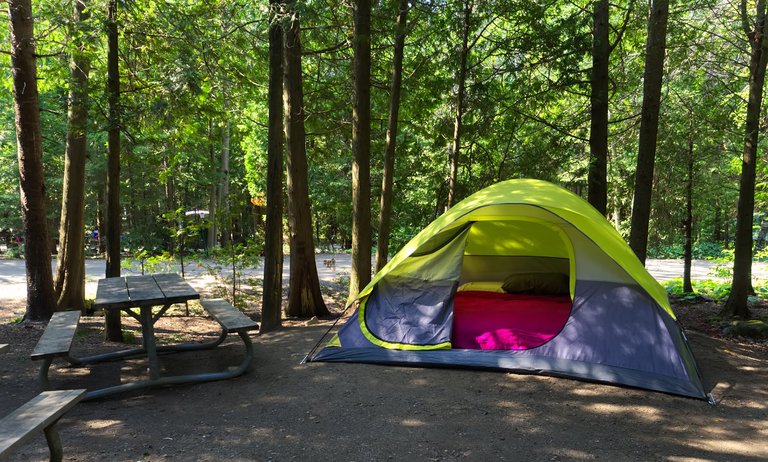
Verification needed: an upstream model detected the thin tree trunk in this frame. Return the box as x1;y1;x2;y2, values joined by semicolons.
588;0;609;216
283;3;328;318
55;0;90;312
219;121;231;245
261;0;285;332
349;0;372;300
629;0;669;264
105;0;122;340
722;0;768;319
207;118;218;249
8;0;57;321
683;113;694;294
447;0;472;209
375;0;409;274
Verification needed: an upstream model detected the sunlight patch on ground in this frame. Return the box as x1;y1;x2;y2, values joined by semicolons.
686;439;768;459
86;419;122;430
582;403;663;422
668;457;718;462
399;418;426;427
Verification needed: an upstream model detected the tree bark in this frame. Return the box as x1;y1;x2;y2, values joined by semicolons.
219;121;231;245
683;113;694;294
375;0;409;274
722;0;768;319
629;0;669;264
55;0;91;312
588;0;609;216
349;0;372;300
261;0;285;332
283;3;329;318
207;118;218;249
447;0;472;209
7;0;57;321
105;0;122;340
349;0;373;300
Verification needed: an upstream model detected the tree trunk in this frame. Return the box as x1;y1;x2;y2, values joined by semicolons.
588;0;609;216
105;0;122;340
7;0;57;321
447;0;472;209
349;0;372;300
375;0;409;274
55;0;91;312
261;0;284;332
683;113;694;294
219;121;231;245
629;0;669;264
283;3;329;318
207;118;218;249
722;0;768;319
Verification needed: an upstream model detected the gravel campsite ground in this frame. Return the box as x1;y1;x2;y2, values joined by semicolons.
1;257;767;461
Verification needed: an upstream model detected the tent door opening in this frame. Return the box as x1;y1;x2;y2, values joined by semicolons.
452;219;574;351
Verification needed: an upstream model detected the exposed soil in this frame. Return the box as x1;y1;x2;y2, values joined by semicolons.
1;293;767;461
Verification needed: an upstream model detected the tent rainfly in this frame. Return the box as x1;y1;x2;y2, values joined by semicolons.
307;179;710;401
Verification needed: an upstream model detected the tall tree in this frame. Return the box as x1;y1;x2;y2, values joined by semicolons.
629;0;669;264
446;0;472;209
722;0;768;319
588;0;609;216
350;0;373;300
7;0;57;321
219;121;231;245
683;110;695;294
55;0;91;312
283;2;329;318
375;0;410;274
105;0;122;340
261;0;285;332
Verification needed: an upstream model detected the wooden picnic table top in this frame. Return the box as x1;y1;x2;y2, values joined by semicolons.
93;273;199;310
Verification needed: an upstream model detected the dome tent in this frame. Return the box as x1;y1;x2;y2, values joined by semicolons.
307;179;709;400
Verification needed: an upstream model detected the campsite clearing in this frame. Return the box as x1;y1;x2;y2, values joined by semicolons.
0;296;766;461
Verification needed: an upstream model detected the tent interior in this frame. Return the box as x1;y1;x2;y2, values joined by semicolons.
451;219;574;351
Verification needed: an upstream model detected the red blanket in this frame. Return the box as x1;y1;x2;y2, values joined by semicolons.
452;291;572;350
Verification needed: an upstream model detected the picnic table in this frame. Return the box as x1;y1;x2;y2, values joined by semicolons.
33;273;258;400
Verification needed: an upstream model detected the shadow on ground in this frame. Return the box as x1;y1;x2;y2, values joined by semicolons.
1;321;766;461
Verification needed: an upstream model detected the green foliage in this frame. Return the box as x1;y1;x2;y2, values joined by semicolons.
647;242;727;260
204;238;263;308
0;0;761;279
664;276;768;301
663;278;732;300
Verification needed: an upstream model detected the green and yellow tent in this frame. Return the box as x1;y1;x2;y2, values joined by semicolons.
308;179;709;400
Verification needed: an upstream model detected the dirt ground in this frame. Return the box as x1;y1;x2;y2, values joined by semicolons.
1;294;767;461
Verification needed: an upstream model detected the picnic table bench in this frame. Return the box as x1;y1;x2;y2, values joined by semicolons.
31;311;82;390
31;274;259;400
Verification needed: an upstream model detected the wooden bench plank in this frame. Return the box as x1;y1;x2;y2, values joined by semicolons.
153;273;199;304
30;311;81;361
93;277;129;310
0;389;86;458
201;299;258;332
125;276;165;307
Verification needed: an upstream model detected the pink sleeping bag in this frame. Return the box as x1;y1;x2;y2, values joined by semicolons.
452;291;572;350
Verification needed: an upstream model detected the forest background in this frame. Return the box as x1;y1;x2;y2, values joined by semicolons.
3;0;768;329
